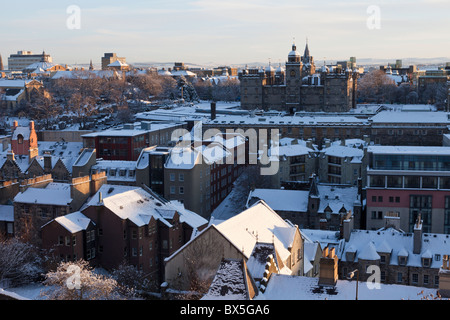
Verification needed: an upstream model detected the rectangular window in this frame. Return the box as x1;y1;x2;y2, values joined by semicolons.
397;272;402;283
410;195;432;232
412;273;419;284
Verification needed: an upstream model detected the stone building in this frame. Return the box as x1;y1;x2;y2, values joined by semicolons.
246;177;363;231
339;215;449;290
239;41;358;113
164;200;305;292
13;173;106;245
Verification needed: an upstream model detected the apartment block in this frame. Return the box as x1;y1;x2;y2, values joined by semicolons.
366;145;450;234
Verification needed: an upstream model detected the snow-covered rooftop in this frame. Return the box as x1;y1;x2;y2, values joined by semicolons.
14;183;72;206
0;205;14;222
165;147;201;170
367;145;450;156
255;274;439;300
202;259;254;300
341;228;450;269
317;185;359;214
84;184;207;230
215;201;297;263
52;211;92;233
370;111;450;124
246;189;309;213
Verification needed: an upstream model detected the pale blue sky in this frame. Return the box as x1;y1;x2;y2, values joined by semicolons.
1;0;449;67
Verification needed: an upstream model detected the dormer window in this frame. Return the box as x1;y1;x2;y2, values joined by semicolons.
398;256;407;266
422;258;431;267
17;134;24;144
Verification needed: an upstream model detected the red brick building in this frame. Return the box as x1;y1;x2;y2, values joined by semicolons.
42;184;208;288
41;211;97;262
11;120;38;159
81;122;185;161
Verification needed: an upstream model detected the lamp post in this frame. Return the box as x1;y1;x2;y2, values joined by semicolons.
347;269;359;300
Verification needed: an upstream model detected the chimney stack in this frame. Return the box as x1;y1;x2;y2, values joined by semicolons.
43;152;52;173
342;213;354;242
211;102;217;121
413;213;423;254
318;245;339;286
6;150;15;162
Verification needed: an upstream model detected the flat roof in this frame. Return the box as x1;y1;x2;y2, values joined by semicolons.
368;145;450;156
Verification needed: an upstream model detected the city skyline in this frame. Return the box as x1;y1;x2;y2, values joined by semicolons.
1;0;450;67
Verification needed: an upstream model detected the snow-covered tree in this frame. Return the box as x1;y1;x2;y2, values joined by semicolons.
177;76;200;102
0;237;43;287
41;260;130;300
111;261;152;294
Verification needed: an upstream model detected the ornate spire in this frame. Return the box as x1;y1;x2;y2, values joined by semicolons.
304;38;310;58
89;59;94;71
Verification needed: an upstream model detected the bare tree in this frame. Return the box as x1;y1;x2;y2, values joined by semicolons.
0;237;42;287
357;69;398;103
69;92;98;129
172;233;225;299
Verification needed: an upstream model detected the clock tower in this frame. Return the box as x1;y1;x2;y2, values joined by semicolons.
285;42;302;113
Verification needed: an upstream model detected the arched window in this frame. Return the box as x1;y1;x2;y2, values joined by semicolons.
17;134;24;144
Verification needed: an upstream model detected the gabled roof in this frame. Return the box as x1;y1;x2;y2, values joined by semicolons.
49;211;93;233
12;126;31;141
215;200;297;262
84;184;207;229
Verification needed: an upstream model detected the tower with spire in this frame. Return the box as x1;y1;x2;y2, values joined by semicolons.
238;37;357;113
89;59;94;71
301;38;315;76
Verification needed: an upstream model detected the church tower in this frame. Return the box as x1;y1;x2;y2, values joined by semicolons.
285;42;302;113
